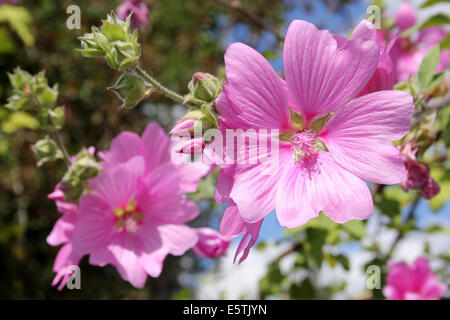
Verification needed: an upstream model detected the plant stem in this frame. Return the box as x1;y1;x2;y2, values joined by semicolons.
135;65;199;107
387;193;421;256
51;128;71;166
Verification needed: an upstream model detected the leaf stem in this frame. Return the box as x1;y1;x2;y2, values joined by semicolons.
135;65;200;107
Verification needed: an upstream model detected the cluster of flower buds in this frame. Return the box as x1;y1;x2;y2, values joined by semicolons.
6;68;59;111
79;12;141;71
5;68;67;166
59;148;102;202
170;73;221;154
400;141;440;199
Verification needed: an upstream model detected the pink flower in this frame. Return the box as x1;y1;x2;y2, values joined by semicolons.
47;185;83;291
383;257;447;300
215;19;413;241
389;2;450;82
116;0;149;29
193;228;231;259
71;123;207;288
98;123;209;193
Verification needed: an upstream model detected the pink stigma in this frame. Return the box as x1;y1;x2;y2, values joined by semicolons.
289;130;319;162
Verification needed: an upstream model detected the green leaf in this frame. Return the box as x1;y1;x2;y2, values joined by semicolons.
289;278;315;299
342;220;366;239
419;14;450;29
417;45;440;91
0;5;34;46
306;228;327;266
421;0;450;8
0;27;16;54
2;111;38;133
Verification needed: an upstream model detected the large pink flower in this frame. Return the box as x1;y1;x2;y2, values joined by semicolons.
383;257;447;300
71;123;206;288
389;2;450;82
215;19;413;244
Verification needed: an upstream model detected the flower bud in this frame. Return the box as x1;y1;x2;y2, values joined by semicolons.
193;228;231;259
32;137;63;167
420;177;440;199
175;137;205;155
169;118;197;136
401;161;430;191
79;12;141;71
109;71;152;108
187;72;221;103
400;141;418;163
78;30;107;57
60;148;102;202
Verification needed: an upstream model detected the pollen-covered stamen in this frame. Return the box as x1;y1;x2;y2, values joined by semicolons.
289;130;319;162
114;198;145;233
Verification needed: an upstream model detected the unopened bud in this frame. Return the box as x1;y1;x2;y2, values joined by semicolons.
109;71;152;108
420;177;440;199
188;72;221;103
32;137;63;166
175;137;205;155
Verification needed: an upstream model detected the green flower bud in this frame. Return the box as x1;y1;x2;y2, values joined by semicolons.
78;29;107;57
109;71;152;108
5;93;30;111
38;106;65;130
32;137;63;166
79;12;141;70
187;72;222;103
7;67;33;91
36;84;58;108
60;148;102;202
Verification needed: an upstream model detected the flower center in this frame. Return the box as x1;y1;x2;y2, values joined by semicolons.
289;130;320;162
113;198;145;233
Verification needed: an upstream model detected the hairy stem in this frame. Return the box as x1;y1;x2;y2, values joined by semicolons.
135;65;199;107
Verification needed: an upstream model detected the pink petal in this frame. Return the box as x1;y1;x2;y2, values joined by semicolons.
276;152;373;228
47;213;77;246
216;42;290;131
141;122;172;171
418;26;447;45
220;204;262;264
72;194;116;255
156;224;198;256
99;131;147;168
91;156;145;208
320;90;413;184
107;234;149;288
283;20;379;124
229;145;292;223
